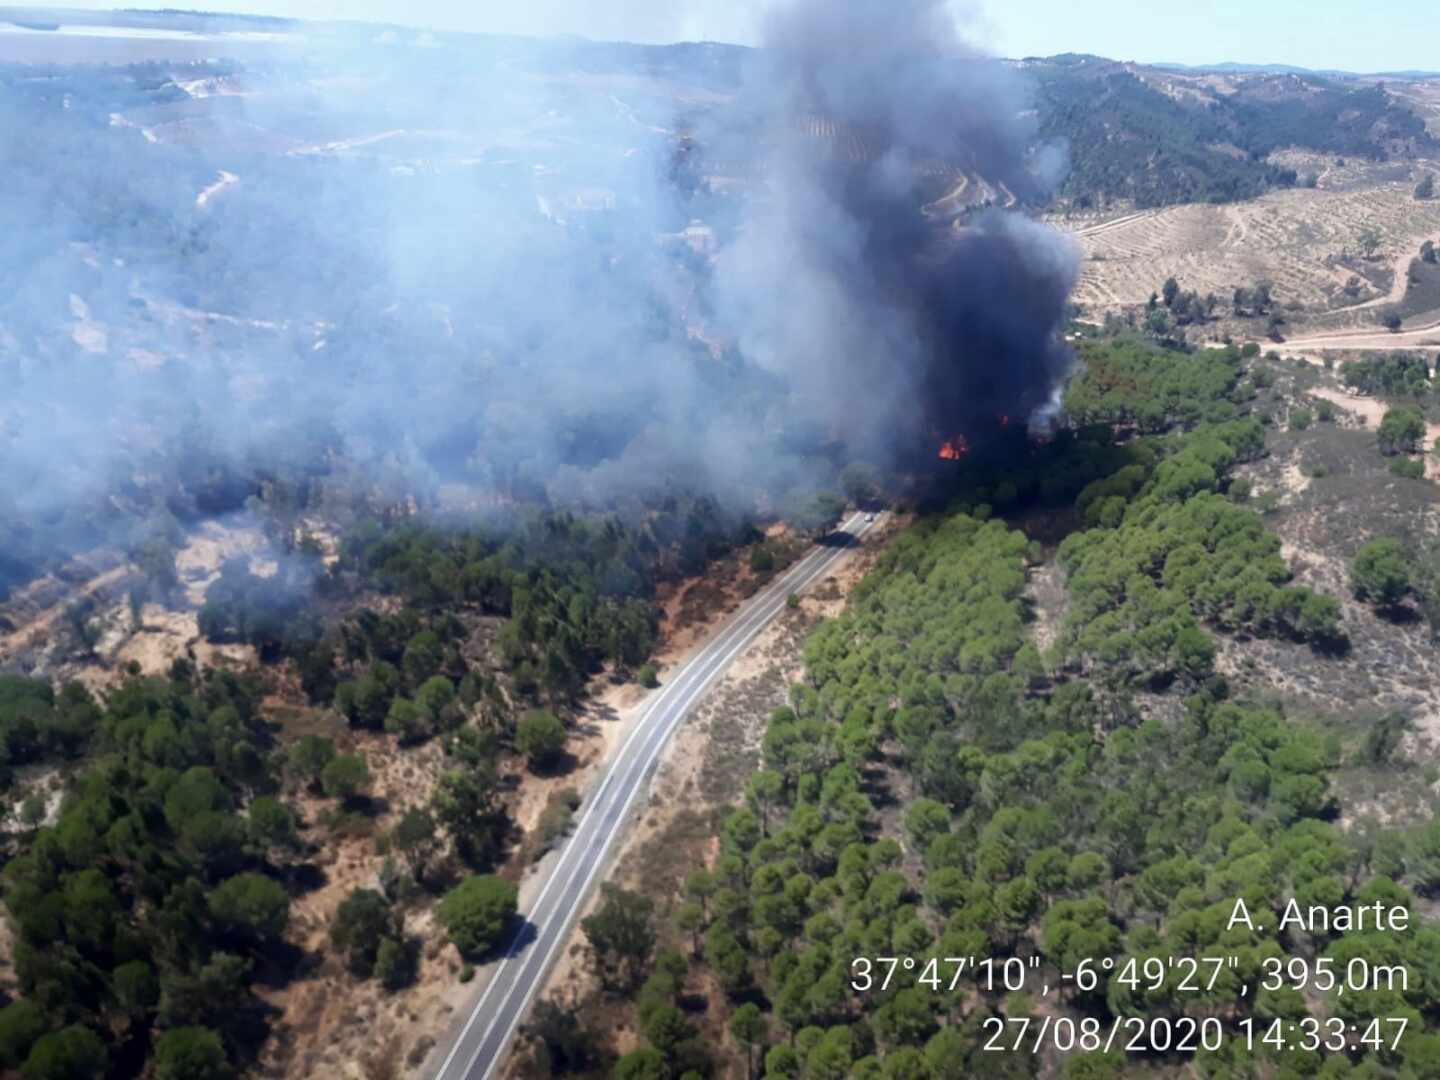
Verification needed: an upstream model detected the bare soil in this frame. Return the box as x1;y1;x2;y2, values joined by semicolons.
256;723;457;1080
1056;173;1440;334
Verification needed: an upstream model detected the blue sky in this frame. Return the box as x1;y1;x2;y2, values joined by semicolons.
48;0;1440;72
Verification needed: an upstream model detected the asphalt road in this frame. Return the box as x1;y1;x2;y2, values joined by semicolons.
432;511;880;1080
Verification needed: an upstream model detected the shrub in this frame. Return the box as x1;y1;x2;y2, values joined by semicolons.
532;789;580;862
1352;538;1411;606
321;752;371;802
288;734;336;789
438;875;518;959
330;888;396;976
152;1027;227;1080
374;937;416;991
208;872;290;942
21;1025;108;1080
1290;408;1312;431
1390;457;1425;479
384;697;429;743
1378;406;1425;455
0;1001;45;1069
637;663;659;688
515;709;568;771
748;544;776;574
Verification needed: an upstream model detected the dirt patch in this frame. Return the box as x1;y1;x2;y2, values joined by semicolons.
256;725;462;1080
651;530;809;666
1025;560;1068;660
175;517;272;607
1302;382;1440;479
1279;456;1312;497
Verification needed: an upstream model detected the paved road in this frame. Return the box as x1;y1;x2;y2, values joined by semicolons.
432;512;881;1080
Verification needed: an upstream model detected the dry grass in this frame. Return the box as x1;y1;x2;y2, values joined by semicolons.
1218;358;1440;830
1054;172;1440;332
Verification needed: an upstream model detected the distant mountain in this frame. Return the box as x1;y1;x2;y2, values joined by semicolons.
3;7;1435;216
1024;56;1437;208
1154;60;1440;80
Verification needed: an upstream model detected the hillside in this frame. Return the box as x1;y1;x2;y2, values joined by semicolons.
516;334;1440;1079
1029;54;1437;209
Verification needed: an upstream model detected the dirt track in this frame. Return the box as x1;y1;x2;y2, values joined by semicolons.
1272;314;1440;351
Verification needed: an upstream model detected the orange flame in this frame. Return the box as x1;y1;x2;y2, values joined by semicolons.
938;435;969;460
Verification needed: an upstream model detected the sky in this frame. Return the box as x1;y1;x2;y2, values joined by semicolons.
29;0;1440;72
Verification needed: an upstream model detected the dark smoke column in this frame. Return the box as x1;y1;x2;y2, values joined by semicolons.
711;0;1079;463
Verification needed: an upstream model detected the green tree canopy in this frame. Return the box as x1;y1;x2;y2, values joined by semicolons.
1352;537;1412;607
515;709;568;771
437;875;517;959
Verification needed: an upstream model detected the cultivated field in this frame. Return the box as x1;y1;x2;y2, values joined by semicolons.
1055;166;1440;332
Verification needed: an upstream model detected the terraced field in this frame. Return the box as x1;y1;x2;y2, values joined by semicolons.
1055;169;1440;330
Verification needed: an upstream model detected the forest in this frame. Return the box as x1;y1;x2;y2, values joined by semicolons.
536;334;1440;1079
0;482;795;1077
1031;59;1434;208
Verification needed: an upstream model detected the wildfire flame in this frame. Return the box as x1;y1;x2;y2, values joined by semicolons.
937;435;969;460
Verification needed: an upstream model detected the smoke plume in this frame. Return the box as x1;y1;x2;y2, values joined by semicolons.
714;0;1079;462
0;0;1077;590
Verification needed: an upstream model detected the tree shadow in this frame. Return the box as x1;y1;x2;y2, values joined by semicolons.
344;793;390;818
1378;603;1422;626
582;699;621;726
730;986;773;1012
221;997;283;1070
526;748;581;780
1309;631;1352;658
477;915;539;964
280;860;327;895
679;990;711;1015
251;939;311;989
816;529;859;549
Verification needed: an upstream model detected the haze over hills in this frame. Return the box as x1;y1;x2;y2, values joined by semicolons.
3;4;1439;586
1152;60;1440;79
5;7;1440;1080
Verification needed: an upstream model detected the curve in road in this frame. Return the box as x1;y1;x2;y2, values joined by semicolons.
432;511;881;1080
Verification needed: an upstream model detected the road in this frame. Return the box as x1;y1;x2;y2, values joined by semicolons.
431;511;881;1080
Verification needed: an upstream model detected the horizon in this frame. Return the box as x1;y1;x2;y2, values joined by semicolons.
4;1;1439;76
